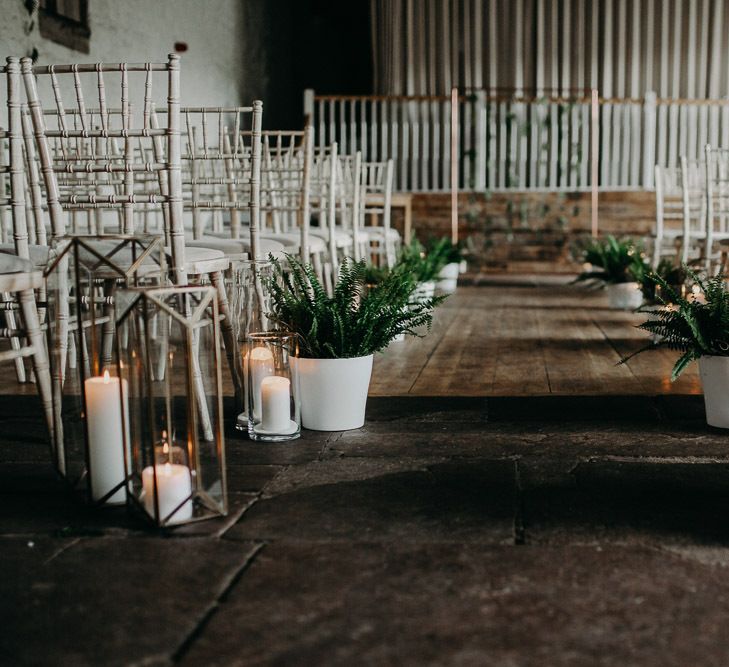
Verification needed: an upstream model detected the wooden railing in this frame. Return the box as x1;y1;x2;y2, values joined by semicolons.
304;88;729;194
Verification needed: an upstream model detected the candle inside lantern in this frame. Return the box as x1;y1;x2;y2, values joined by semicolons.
85;370;129;504
249;346;274;420
142;460;193;524
260;375;291;431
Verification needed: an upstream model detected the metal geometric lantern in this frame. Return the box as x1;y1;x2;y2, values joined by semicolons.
44;234;166;505
114;285;227;527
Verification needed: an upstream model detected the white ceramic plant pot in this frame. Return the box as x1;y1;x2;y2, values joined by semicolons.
296;355;374;431
698;356;729;428
436;262;460;294
412;280;436;303
606;282;643;310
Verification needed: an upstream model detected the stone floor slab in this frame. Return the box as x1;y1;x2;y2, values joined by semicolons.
226;459;516;544
522;460;729;547
0;536;259;666
180;541;729;667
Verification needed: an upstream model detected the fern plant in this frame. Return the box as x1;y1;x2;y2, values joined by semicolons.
267;255;444;359
398;239;448;283
638;258;689;303
426;237;464;265
575;235;649;286
624;267;729;380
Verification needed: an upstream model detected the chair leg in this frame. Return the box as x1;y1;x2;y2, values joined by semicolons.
3;292;27;383
18;288;53;438
211;270;243;399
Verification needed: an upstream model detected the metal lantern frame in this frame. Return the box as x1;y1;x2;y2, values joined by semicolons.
44;234;166;505
114;284;228;527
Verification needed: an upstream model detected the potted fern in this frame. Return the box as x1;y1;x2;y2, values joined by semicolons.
627;268;729;428
268;256;441;431
398;239;448;301
427;237;464;294
575;235;648;309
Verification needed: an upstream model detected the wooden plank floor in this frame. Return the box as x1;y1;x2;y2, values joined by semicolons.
370;279;701;397
0;277;701;399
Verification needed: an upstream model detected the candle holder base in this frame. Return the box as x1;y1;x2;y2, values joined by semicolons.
235;412;248;431
249;420;300;442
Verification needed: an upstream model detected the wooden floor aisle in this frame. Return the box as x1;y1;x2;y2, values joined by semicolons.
370;278;702;397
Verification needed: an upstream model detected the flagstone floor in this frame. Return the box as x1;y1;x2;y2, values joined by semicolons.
4;280;728;666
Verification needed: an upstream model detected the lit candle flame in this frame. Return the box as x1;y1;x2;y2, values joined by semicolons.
103;370;110;384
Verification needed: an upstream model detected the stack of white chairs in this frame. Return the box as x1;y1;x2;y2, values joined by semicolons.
16;53;253;397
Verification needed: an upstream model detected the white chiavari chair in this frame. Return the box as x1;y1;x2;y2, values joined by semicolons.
704;145;729;273
360;159;398;267
678;156;706;266
0;59;52;433
652;164;683;267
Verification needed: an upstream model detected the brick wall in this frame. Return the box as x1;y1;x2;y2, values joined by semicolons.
392;191;656;273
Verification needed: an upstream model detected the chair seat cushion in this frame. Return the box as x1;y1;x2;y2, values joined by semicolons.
308;227;370;245
0;244;50;269
187;236;287;261
363;226;401;240
0;252;35;274
260;232;327;253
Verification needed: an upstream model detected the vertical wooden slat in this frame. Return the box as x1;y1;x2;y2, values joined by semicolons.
472;0;483;89
515;0;527;187
371;99;379;162
409;102;420;190
535;0;546;186
667;0;683;168
696;0;710;155
432;98;440;189
339;99;347;155
488;98;498;189
442;97;450;192
708;0;723;152
360;97;368;162
548;0;559;187
656;0;669;169
612;0;626;187
601;0;614;187
317;98;325;150
686;0;698;159
400;100;409;189
390;99;399;189
628;0;641;186
422;98;431;189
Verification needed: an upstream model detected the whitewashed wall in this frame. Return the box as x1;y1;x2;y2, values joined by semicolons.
0;0;245;107
371;0;729;99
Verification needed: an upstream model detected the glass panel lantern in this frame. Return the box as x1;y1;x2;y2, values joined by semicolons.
44;234;166;505
230;260;274;431
246;332;300;442
115;285;227;526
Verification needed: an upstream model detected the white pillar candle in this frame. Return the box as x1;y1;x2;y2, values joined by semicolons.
142;463;193;524
85;370;129;504
260;376;291;431
249;346;274;420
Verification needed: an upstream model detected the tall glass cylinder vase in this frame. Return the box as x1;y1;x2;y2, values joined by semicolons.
247;332;300;442
44;235;166;505
230;260;274;431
